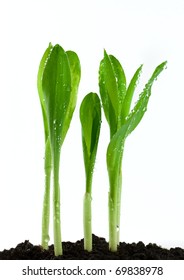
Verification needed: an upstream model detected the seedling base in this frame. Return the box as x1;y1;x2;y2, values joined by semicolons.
0;234;183;260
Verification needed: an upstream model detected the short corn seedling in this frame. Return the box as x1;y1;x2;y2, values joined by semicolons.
99;51;167;252
37;43;81;256
80;93;101;251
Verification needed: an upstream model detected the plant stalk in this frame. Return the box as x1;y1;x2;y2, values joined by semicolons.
109;150;123;251
83;192;92;251
108;192;118;251
53;152;62;256
116;112;123;242
116;164;122;245
41;139;52;249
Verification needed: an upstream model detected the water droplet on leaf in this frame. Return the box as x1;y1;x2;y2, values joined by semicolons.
44;235;50;243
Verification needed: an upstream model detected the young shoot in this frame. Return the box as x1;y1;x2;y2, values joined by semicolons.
38;44;81;256
99;50;167;252
80;93;101;252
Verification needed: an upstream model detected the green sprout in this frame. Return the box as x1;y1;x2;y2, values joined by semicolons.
99;50;167;252
37;43;81;256
80;93;101;251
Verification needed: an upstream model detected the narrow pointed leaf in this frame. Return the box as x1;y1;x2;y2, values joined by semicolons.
121;64;143;123
126;61;167;135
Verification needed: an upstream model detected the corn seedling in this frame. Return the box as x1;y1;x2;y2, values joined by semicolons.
99;50;167;251
37;43;81;256
80;93;101;251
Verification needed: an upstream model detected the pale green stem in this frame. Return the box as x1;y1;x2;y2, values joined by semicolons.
116;164;122;245
116;148;124;245
108;192;118;251
83;192;92;251
53;153;62;256
41;139;52;250
109;151;123;251
113;117;123;246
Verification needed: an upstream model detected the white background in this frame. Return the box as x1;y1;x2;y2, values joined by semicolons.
0;0;184;251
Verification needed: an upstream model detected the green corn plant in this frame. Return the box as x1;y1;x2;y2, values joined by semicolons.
38;43;81;256
99;50;167;252
80;93;101;252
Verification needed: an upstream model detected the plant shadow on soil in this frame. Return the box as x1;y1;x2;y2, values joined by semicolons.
0;234;184;260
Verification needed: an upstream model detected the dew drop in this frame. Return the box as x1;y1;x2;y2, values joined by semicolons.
44;235;50;243
143;107;147;112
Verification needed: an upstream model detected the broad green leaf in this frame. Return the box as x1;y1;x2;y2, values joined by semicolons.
109;55;126;120
99;59;117;138
61;50;81;142
66;50;81;110
99;52;126;137
103;50;119;118
121;64;143;124
37;43;53;140
80;92;101;192
42;44;72;152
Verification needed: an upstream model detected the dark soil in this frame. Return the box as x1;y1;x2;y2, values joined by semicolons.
0;234;184;260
